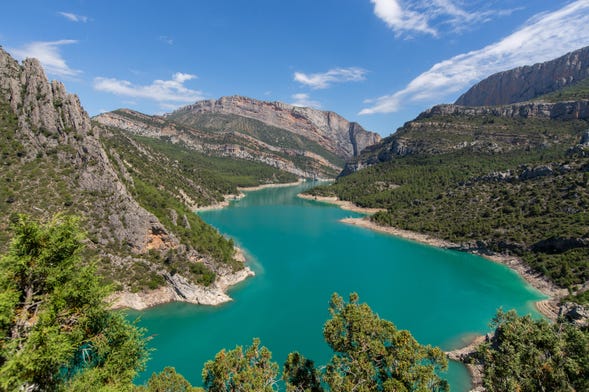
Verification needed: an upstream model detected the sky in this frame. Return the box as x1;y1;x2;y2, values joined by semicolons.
2;1;589;136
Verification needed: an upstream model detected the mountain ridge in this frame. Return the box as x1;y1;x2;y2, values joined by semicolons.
168;95;381;160
455;46;589;106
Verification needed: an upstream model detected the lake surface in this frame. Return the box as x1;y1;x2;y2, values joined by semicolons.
130;182;545;390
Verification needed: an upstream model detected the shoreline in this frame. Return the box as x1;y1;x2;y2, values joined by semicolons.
337;207;570;392
109;247;255;311
195;179;307;212
341;217;567;311
297;193;386;215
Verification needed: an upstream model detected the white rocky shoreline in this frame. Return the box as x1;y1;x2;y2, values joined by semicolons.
108;179;308;311
108;265;255;310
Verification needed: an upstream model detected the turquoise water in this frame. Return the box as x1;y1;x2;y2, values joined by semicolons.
130;183;545;390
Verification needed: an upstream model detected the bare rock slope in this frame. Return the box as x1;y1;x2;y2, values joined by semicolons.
168;95;381;160
456;46;589;106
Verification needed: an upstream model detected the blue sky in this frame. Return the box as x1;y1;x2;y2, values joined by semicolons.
2;1;589;136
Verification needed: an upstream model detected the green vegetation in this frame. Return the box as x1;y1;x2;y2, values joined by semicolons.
199;293;448;392
101;128;297;206
0;214;148;391
102;128;289;277
166;111;345;167
0;221;449;392
202;338;278;392
476;310;589;392
309;113;589;291
321;292;448;392
533;76;589;102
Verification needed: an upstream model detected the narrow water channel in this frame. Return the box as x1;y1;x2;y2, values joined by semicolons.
131;183;544;390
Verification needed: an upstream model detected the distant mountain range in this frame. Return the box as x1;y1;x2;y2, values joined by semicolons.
95;96;380;179
344;46;589;174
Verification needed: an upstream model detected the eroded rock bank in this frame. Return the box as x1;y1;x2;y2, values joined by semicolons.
109;265;255;310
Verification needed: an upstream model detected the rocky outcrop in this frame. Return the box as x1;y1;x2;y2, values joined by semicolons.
168;95;381;159
342;100;589;175
421;101;589;121
456;46;589;106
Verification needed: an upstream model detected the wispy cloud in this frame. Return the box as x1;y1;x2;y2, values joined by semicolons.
371;0;435;36
294;67;367;89
159;35;174;45
360;0;589;115
58;12;89;23
291;93;321;109
9;40;81;77
93;72;205;108
371;0;515;37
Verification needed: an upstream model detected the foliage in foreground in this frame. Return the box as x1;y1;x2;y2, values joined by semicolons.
198;293;448;392
0;214;148;391
477;310;589;392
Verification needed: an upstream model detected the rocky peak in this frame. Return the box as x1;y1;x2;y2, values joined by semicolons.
0;48;91;156
456;46;589;106
170;95;381;159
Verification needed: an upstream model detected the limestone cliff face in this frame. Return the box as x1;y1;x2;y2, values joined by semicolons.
168;95;381;159
421;101;589;121
0;47;174;254
342;100;589;175
95;109;341;179
0;47;250;308
455;46;589;106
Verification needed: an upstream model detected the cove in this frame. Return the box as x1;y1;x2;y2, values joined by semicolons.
129;182;545;391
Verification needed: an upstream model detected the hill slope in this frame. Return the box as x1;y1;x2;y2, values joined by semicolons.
309;50;589;302
0;47;251;308
95;108;343;179
167;95;381;159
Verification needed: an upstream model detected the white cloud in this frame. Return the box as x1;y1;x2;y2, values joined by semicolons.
291;93;321;109
371;0;516;37
9;40;81;77
58;12;89;23
93;72;204;107
294;67;367;89
371;0;435;36
360;0;589;115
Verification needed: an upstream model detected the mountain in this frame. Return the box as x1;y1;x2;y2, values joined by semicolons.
342;100;589;175
0;47;252;309
167;95;381;159
308;48;589;302
455;46;589;106
95;108;341;179
95;97;380;180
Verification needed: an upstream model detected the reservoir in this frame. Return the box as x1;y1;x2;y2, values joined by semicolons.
131;182;544;390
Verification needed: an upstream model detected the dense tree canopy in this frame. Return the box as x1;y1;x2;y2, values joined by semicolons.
0;214;148;391
322;293;448;392
202;338;279;392
477;309;589;392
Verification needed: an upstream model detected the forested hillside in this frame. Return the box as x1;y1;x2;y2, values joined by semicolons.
308;50;589;303
0;47;250;305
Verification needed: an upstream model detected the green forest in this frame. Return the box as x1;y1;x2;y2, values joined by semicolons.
307;135;589;299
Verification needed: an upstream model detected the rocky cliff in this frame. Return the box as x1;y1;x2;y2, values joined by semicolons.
0;47;251;308
95;109;342;179
342;100;589;175
167;95;381;160
455;46;589;106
